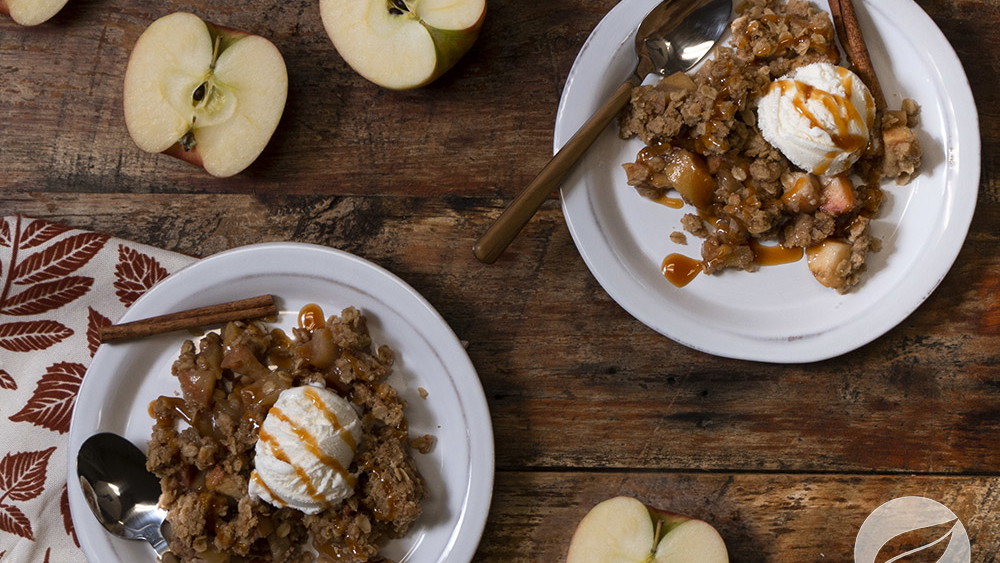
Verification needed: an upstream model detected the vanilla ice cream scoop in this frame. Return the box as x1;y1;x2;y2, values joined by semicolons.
757;62;875;176
248;384;362;514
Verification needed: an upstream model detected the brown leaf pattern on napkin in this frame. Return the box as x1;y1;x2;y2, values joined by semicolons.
60;485;78;548
0;447;56;540
11;233;108;286
0;320;73;352
0;215;194;560
86;307;111;357
0;370;16;391
115;244;170;307
1;276;94;316
16;221;70;250
9;362;86;434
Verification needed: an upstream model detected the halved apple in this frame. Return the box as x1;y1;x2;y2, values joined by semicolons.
0;0;69;25
566;496;729;563
123;12;288;177
320;0;486;90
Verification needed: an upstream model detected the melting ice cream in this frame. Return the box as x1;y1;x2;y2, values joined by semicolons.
757;62;875;176
249;384;362;514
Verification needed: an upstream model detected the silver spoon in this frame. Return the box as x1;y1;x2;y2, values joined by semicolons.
473;0;732;264
77;432;171;558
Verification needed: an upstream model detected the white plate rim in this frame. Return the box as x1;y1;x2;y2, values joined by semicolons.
556;0;981;363
67;242;494;562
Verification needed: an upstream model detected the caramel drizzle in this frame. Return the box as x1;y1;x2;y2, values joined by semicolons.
257;401;357;508
771;67;874;174
250;470;286;507
303;387;358;452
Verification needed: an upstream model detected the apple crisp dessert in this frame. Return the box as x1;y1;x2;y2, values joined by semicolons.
619;0;922;292
146;305;427;562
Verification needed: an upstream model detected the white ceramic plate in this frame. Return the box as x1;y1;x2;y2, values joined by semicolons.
557;0;980;362
67;243;494;562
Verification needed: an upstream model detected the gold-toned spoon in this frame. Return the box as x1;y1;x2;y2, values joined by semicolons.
473;0;732;264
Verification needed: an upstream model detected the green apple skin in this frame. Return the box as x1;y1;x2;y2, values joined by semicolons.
320;0;486;90
425;20;485;84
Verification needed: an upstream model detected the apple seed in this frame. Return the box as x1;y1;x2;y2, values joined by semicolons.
388;0;409;15
192;82;207;103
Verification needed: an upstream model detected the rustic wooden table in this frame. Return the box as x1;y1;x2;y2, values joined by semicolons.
2;0;997;560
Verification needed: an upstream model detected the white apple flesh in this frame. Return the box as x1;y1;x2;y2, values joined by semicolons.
566;496;729;563
320;0;486;90
0;0;69;26
123;12;288;177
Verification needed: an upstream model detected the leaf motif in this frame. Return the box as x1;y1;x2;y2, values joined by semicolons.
0;321;73;352
0;503;32;540
12;232;109;285
114;245;169;307
86;307;112;357
875;519;956;563
0;371;14;391
9;363;85;434
61;485;78;547
0;447;55;502
0;218;11;247
0;276;92;316
18;220;71;250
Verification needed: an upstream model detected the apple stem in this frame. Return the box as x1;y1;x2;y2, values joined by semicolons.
210;34;222;70
652;518;664;553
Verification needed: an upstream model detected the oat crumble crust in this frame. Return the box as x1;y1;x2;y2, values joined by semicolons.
147;307;425;563
619;0;922;292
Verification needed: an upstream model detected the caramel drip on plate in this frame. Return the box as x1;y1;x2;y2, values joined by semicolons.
662;254;703;287
654;195;685;209
750;240;804;266
298;303;326;330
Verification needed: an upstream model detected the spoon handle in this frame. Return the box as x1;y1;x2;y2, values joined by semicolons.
473;80;635;264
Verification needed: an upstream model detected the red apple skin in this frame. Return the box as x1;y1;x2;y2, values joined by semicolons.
163;144;205;169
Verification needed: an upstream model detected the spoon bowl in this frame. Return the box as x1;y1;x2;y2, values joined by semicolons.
473;0;732;264
77;432;170;556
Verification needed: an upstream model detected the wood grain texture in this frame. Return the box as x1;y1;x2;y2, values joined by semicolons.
1;0;998;560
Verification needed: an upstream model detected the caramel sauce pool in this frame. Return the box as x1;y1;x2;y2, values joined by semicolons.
662;243;804;287
662;254;703;287
298;303;326;330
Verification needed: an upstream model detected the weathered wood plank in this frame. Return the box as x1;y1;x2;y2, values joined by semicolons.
3;194;997;476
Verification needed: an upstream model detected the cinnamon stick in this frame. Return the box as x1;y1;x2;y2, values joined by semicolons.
828;0;886;110
99;294;277;343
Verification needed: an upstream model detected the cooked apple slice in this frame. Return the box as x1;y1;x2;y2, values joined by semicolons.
320;0;486;90
806;239;853;290
566;496;729;563
0;0;69;25
123;12;288;177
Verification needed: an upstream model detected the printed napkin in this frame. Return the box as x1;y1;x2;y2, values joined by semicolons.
0;215;195;562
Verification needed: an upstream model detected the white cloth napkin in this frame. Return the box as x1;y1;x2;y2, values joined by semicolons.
0;215;195;561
